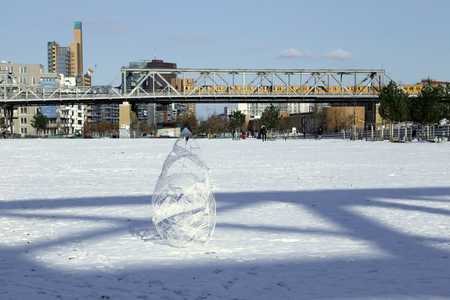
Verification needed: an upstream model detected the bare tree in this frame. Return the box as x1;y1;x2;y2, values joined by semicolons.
328;108;344;132
206;115;220;138
139;122;151;135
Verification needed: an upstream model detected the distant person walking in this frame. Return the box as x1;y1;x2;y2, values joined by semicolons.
260;125;267;142
317;125;323;140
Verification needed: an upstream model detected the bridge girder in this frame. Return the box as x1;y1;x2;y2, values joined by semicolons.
0;68;400;105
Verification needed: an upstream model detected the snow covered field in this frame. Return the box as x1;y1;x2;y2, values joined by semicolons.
1;138;450;300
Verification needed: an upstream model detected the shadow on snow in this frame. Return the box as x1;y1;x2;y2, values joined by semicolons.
1;187;450;299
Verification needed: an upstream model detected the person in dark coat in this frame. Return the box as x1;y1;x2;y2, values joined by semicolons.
260;125;267;142
317;125;323;140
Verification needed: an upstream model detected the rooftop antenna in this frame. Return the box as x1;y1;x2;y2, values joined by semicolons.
154;47;157;60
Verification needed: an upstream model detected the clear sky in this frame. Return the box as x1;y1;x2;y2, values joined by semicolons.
2;0;449;119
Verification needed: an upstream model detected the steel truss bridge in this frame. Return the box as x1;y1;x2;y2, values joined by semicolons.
0;68;398;106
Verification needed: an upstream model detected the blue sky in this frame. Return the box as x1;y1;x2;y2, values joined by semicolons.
2;0;449;119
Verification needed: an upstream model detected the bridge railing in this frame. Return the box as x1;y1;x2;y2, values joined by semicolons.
1;86;383;103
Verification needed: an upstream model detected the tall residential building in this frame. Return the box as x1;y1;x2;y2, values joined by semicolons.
146;59;177;92
146;59;195;124
47;21;89;86
48;42;70;75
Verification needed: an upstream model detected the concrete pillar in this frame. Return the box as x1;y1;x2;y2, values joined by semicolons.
119;102;131;138
119;102;139;138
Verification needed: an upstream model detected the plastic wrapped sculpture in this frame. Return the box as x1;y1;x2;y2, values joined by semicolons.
152;127;216;247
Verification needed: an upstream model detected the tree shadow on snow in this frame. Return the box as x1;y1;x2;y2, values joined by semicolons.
1;187;450;299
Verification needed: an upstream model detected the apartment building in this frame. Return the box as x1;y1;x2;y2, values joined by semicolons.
1;61;86;136
1;62;60;136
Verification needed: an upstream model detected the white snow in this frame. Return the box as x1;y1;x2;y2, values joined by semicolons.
1;138;450;300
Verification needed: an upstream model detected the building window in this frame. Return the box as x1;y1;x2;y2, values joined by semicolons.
20;117;27;124
20;67;27;73
21;127;27;134
20;107;27;114
78;105;82;110
7;67;14;73
19;77;27;84
78;113;82;118
32;77;36;85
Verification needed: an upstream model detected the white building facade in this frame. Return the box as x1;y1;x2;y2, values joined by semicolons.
237;102;310;119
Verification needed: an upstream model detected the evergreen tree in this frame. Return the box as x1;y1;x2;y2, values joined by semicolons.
443;84;450;138
228;110;245;136
440;84;450;123
378;81;409;140
30;111;49;137
410;80;444;126
378;81;409;124
262;104;283;138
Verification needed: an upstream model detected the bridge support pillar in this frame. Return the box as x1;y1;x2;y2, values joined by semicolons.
119;102;139;138
1;105;15;137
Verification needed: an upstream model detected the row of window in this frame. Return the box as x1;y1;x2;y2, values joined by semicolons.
18;119;83;134
4;77;37;84
19;107;83;116
19;128;81;135
0;66;27;73
184;85;379;93
61;113;84;118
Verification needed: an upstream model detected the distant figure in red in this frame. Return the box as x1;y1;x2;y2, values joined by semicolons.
260;125;267;142
241;132;246;139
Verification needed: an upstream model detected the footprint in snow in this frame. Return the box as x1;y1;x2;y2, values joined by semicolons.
223;277;238;290
277;281;291;291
